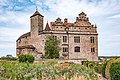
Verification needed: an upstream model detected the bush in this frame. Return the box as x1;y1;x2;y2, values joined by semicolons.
102;61;108;77
105;58;120;79
26;54;35;63
18;54;35;63
18;54;27;62
110;63;120;80
82;61;102;74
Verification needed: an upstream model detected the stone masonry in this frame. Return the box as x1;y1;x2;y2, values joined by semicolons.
16;10;98;61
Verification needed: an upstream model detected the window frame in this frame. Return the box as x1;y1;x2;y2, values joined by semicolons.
74;36;80;43
90;37;94;43
63;36;67;42
91;48;95;52
63;47;68;52
74;46;80;52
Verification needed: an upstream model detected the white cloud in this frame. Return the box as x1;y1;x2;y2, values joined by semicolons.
0;0;120;56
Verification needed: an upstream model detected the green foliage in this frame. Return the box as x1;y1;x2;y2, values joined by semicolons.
18;54;34;63
0;60;99;80
110;63;120;80
82;61;102;74
44;35;60;59
105;58;120;79
18;54;27;62
0;54;17;61
26;54;35;63
102;61;108;77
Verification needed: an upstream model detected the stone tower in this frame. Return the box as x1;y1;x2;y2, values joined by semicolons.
30;10;44;37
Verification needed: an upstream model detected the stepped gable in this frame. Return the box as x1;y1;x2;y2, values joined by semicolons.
74;12;92;27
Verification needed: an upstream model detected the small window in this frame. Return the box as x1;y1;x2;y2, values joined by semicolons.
63;47;68;52
53;36;57;40
63;36;67;42
90;37;94;43
74;46;80;52
91;48;95;52
74;36;80;43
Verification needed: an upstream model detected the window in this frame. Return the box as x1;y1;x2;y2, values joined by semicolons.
74;46;80;52
91;48;95;52
63;47;68;52
90;37;94;43
63;36;67;42
74;36;80;43
53;36;57;40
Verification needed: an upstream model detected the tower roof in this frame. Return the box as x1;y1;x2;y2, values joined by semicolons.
30;11;44;18
45;22;51;31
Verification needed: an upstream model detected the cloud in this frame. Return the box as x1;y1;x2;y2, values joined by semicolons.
0;0;120;57
109;14;120;18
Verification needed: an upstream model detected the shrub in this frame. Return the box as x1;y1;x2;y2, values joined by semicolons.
18;54;27;62
110;63;120;80
26;54;35;63
102;61;108;77
18;54;35;63
105;58;120;79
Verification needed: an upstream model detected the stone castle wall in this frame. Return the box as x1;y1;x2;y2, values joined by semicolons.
16;11;98;61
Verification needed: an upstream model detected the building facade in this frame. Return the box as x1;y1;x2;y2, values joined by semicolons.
16;10;98;61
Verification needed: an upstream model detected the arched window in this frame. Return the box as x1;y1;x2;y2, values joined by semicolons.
74;46;80;52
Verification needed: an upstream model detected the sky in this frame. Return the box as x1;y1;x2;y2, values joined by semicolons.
0;0;120;57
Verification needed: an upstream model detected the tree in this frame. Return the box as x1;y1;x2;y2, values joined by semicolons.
44;35;60;59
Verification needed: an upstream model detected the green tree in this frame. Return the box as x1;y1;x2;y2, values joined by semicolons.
44;35;60;59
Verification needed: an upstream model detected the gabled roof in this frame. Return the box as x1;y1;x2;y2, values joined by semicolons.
30;11;44;18
45;22;51;31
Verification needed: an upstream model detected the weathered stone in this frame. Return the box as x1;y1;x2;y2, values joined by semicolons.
16;10;98;61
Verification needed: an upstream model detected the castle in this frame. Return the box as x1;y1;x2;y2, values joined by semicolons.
16;10;98;61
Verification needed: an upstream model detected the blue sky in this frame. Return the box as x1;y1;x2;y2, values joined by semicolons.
0;0;120;57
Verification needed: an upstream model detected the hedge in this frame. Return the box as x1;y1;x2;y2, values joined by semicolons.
110;63;120;80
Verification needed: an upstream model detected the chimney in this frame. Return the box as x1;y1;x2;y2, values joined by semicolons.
64;18;68;23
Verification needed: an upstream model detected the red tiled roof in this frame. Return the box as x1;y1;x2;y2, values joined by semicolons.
50;22;74;27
